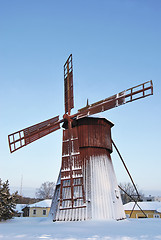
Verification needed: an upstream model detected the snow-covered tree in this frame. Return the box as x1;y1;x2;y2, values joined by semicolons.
0;179;18;221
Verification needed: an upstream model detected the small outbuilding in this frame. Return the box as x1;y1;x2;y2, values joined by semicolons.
28;199;52;217
15;204;27;217
124;201;161;218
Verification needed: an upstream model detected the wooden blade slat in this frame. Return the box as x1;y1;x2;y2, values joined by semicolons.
64;54;74;114
77;80;153;119
8;116;60;153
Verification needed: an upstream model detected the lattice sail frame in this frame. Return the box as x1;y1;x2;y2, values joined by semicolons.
59;126;86;210
77;80;153;119
64;54;74;114
8;116;60;153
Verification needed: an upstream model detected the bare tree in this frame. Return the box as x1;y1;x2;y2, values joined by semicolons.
119;182;144;204
35;181;55;199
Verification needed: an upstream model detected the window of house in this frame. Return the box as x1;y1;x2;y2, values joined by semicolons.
43;210;46;215
137;213;148;218
154;214;160;218
33;209;36;215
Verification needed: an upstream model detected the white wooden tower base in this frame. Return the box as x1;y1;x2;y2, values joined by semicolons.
85;154;125;220
49;152;126;221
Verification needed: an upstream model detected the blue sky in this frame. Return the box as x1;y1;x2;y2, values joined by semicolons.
0;0;161;197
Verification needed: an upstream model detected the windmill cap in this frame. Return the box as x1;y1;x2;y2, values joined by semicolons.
77;116;114;128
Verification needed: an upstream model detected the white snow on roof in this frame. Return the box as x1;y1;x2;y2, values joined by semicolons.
29;199;52;208
15;204;27;213
157;207;161;213
124;201;161;212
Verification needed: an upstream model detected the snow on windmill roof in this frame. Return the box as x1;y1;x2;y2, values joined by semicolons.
124;201;161;213
29;199;52;208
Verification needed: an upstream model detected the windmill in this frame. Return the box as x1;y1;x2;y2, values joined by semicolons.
8;54;153;221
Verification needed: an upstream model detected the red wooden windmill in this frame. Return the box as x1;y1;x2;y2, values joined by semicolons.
8;54;153;221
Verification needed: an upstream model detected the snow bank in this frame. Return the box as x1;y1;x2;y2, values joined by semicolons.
0;217;161;239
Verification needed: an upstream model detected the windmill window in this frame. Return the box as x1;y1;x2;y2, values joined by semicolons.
43;210;47;215
33;209;36;215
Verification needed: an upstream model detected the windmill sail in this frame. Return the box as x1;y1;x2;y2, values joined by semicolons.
60;128;86;207
77;80;153;119
8;116;60;153
64;54;74;114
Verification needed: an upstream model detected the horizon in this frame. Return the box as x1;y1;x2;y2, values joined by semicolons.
9;185;161;200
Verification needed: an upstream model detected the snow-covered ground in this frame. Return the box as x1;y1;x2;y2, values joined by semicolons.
0;217;161;240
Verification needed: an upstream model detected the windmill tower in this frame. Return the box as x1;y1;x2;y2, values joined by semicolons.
8;54;153;221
